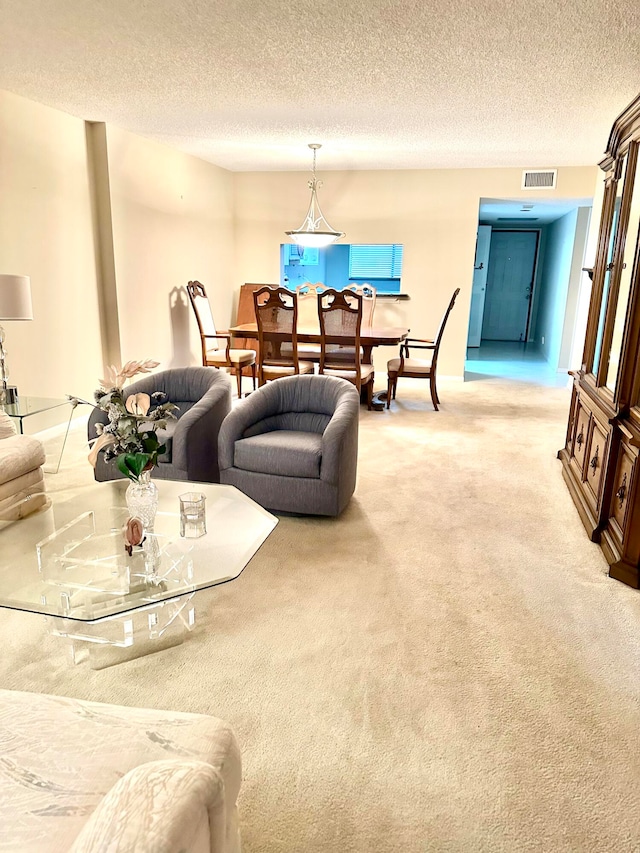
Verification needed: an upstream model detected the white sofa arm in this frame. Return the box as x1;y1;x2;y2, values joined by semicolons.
69;759;239;853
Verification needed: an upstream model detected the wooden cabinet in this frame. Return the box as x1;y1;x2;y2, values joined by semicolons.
559;93;640;587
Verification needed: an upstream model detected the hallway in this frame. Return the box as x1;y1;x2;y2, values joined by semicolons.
465;341;571;387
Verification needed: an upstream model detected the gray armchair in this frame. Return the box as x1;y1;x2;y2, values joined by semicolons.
88;367;232;483
218;374;360;516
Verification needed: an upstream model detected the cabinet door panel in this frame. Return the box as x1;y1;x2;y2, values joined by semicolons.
584;418;609;504
594;158;627;376
606;148;640;391
570;400;591;476
610;443;636;540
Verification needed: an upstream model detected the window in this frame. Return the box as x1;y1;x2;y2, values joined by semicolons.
349;244;404;280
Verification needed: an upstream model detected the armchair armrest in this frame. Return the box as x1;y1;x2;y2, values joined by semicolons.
202;332;232;348
401;338;435;357
69;760;234;853
320;388;360;485
171;376;232;478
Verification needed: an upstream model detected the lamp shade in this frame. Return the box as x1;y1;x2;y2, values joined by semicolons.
0;275;33;320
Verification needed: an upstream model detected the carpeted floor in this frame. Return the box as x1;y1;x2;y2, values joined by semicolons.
2;375;640;852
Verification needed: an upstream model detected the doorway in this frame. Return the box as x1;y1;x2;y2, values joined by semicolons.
465;197;593;385
481;230;539;342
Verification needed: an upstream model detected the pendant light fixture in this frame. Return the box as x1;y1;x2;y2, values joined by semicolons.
286;143;345;248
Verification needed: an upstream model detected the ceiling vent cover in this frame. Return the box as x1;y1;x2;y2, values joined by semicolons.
522;169;557;189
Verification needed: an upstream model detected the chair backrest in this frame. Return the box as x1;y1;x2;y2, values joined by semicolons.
295;283;327;333
318;289;363;374
253;286;302;371
345;284;376;328
431;288;461;366
186;280;217;339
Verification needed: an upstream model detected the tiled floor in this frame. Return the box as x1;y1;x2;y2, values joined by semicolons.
464;340;572;388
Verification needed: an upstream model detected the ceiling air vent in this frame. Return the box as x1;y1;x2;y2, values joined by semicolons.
522;169;557;189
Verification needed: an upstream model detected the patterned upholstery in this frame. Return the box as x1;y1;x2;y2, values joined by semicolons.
0;689;242;853
0;420;46;519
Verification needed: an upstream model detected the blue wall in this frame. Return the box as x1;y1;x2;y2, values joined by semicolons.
280;244;401;292
534;210;579;368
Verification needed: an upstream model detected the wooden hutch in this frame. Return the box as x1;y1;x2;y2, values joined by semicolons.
559;92;640;588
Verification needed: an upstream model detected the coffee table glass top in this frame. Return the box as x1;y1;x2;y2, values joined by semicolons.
2;395;69;420
0;480;277;622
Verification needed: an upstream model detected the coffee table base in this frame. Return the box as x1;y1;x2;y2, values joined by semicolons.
48;593;196;670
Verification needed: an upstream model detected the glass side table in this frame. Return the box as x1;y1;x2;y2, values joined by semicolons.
2;395;76;474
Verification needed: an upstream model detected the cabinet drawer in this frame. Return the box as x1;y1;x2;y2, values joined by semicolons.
609;442;637;541
584;418;610;504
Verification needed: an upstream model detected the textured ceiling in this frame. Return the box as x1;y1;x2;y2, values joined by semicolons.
1;0;639;171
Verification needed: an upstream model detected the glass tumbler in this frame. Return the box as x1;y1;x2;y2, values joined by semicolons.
179;492;207;538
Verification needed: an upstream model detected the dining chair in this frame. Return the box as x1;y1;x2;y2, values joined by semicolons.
186;280;256;398
345;283;376;327
386;287;460;411
293;282;327;362
253;286;315;386
330;283;376;362
317;288;375;410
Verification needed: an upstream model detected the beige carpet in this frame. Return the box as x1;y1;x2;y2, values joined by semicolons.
2;376;640;852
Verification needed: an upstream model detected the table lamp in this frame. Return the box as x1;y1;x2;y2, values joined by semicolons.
0;274;33;404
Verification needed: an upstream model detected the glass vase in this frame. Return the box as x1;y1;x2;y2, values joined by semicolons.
125;468;159;530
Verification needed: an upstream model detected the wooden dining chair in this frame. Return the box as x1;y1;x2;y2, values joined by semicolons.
318;288;375;410
186;280;256;397
293;283;328;362
386;288;460;411
253;287;315;386
345;283;376;328
330;283;377;363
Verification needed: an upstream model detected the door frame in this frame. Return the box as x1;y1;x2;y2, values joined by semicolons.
485;228;542;342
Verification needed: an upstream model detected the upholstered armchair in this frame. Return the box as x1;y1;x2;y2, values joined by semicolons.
218;374;360;516
88;367;232;484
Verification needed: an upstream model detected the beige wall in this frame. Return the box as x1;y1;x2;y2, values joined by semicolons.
106;126;235;370
0;90;236;411
0;90;102;399
234;167;598;376
1;87;600;402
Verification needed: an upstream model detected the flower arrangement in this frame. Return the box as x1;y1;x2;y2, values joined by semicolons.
88;359;178;482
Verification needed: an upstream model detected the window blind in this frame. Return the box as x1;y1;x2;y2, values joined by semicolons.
348;244;404;279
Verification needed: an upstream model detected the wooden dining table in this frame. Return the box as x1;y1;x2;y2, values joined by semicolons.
229;322;409;365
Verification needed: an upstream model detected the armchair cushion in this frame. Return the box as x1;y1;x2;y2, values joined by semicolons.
234;430;323;478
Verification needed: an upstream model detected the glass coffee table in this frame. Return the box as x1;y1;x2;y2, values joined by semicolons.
0;479;277;667
2;395;75;473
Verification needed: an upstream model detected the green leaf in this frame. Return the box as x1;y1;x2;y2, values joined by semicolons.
116;452;151;481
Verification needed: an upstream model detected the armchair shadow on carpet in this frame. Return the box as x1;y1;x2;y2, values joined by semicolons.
218;374;360;516
88;367;232;483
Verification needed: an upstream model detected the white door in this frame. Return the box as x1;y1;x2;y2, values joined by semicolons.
467;225;492;347
481;230;538;341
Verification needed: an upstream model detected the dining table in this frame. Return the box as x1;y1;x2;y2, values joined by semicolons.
229;322;409;409
228;322;409;366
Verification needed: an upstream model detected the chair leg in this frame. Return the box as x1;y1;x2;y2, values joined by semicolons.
235;366;243;399
430;374;439;411
392;375;398;400
366;379;373;411
251;363;257;391
386;374;394;408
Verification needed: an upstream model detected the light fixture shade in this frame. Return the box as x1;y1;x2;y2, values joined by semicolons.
286;143;345;248
289;231;342;249
0;275;33;320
